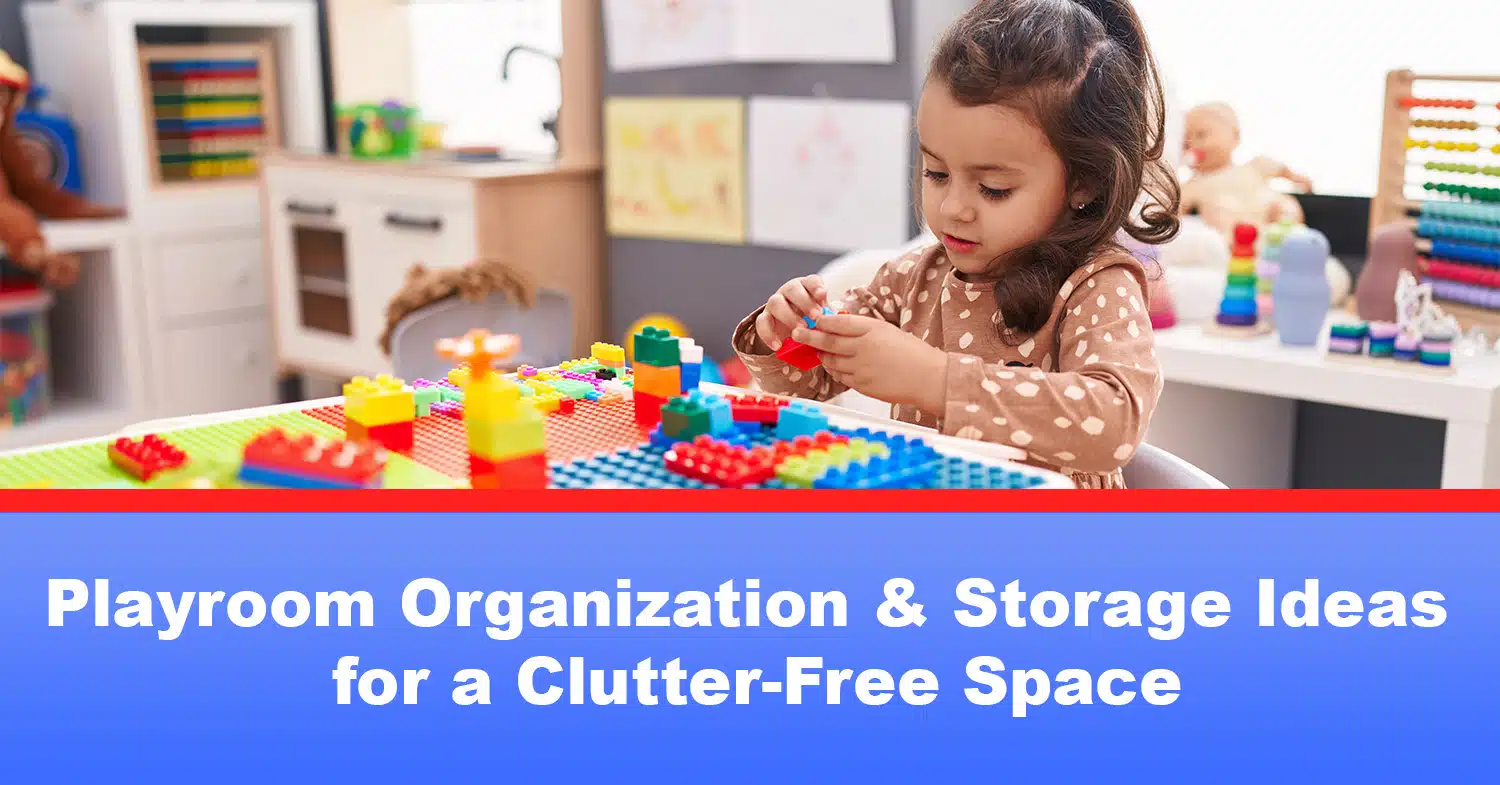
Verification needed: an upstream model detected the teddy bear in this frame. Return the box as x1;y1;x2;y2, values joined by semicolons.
1;48;124;289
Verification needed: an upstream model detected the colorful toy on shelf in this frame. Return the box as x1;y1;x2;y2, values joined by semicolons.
14;85;85;196
1371;70;1500;334
1211;224;1269;337
339;101;419;160
238;429;388;489
108;435;188;481
1325;270;1459;375
1271;227;1332;346
142;44;276;183
1356;224;1421;323
1257;220;1295;322
1179;102;1312;235
343;374;416;451
0;289;51;429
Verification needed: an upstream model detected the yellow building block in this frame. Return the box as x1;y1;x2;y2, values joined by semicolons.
345;374;416;426
464;374;523;422
448;365;471;387
632;363;680;398
467;408;546;461
592;342;625;366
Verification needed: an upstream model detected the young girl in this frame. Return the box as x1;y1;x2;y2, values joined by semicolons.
732;0;1180;489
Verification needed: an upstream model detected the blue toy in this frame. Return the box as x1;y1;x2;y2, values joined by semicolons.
775;401;830;441
13;86;84;196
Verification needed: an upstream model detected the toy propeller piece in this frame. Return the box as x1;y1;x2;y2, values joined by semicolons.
436;329;520;379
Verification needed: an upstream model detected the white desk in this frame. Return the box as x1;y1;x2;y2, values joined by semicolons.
1149;323;1500;488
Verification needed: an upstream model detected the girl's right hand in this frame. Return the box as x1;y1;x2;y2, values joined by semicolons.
755;275;827;351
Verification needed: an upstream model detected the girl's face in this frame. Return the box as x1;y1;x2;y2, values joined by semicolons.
917;81;1073;278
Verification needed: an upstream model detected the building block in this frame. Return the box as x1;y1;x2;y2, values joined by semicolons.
344;375;416;427
661;396;713;441
467;409;546;462
413;385;443;417
775;338;822;371
728;394;789;424
684;390;734;435
634;389;668;425
470;452;549;490
664;435;778;489
634;326;681;368
775;401;830;441
430;401;464;419
108;435;188;482
559;398;576;414
591;342;626;367
632;362;681;399
679;338;704;392
238;429;387;489
347;419;414;452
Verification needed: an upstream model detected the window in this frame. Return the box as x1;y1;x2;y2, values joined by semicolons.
408;0;562;156
1136;0;1500;197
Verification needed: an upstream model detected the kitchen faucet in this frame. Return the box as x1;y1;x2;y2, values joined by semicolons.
500;44;561;154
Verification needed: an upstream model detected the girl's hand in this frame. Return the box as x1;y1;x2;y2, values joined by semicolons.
791;313;948;413
755;275;828;351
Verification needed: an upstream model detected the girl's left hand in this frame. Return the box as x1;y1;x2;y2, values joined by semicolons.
790;313;948;413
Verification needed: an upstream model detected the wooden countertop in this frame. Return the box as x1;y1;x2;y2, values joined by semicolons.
264;150;602;183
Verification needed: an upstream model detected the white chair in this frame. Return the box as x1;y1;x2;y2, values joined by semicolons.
1122;443;1227;489
388;289;572;384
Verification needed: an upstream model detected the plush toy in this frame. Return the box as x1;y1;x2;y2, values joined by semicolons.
1179;102;1311;235
0;49;124;289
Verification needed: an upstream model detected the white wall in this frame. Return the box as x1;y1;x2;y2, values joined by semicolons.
1136;0;1500;197
409;0;562;155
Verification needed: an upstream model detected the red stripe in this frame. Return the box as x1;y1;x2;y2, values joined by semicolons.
2;490;1497;513
1425;257;1500;288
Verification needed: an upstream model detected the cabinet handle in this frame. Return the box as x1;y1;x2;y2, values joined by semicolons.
286;201;335;217
384;212;444;232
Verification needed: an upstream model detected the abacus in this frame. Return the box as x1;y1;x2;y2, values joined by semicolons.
1372;70;1500;330
136;43;281;187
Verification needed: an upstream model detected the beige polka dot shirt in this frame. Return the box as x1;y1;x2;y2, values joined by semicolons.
732;244;1163;489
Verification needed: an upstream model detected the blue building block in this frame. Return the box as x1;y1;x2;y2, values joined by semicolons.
237;463;376;490
775;401;830;441
680;363;702;393
686;390;735;436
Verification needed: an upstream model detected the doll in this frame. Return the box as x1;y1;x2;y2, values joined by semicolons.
1179;102;1311;236
0;49;124;289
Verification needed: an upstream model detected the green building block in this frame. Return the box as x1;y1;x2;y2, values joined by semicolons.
661;397;711;441
633;326;681;368
414;386;443;417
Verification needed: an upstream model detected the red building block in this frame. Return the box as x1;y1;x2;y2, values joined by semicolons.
634;389;667;425
347;419;414;452
665;435;777;489
108;435;188;481
774;338;822;371
727;394;790;424
242;429;387;487
470;452;549;490
559;398;576;414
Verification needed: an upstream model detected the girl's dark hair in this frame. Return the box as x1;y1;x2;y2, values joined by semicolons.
926;0;1180;336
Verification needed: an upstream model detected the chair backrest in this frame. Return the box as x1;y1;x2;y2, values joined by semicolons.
388;289;572;383
1122;443;1227;489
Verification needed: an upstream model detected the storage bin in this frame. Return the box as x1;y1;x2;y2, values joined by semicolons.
0;274;53;429
336;102;419;159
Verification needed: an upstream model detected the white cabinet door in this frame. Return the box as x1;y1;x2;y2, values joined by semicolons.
263;173;364;374
344;196;478;373
148;231;267;325
155;318;279;417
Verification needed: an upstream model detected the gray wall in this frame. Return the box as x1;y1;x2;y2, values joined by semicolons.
1;0;30;69
606;0;970;360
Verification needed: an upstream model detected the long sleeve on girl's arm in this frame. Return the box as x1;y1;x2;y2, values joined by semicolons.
731;251;916;401
938;264;1163;474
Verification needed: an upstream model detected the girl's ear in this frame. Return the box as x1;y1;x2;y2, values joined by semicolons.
1070;185;1099;211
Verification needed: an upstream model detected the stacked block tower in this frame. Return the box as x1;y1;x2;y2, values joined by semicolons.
344;375;416;451
437;329;548;489
1215;224;1264;334
632;326;681;425
1258;220;1296;322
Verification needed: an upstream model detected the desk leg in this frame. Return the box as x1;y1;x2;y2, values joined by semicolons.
1441;419;1500;488
1147;381;1296;488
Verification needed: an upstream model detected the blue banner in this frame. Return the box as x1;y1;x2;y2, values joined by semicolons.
1;511;1494;781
